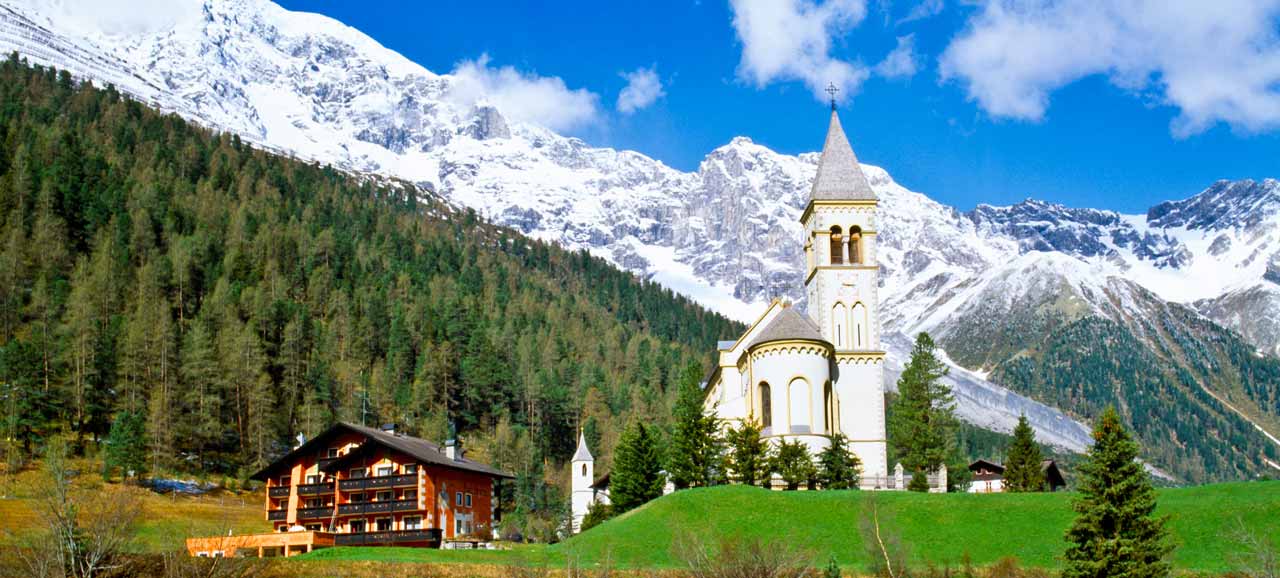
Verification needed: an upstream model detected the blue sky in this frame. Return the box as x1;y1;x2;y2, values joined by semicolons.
276;0;1280;213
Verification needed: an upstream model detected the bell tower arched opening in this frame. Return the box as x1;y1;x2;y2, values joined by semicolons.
829;226;843;265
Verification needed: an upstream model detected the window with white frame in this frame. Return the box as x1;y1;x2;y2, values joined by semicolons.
465;493;472;507
455;491;463;506
349;467;367;479
403;489;417;500
376;490;393;502
376;465;393;477
404;515;422;530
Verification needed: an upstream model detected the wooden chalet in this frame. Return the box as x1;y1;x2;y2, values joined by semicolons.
966;458;1066;493
185;422;513;558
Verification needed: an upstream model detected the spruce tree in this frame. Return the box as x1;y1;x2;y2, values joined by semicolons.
668;363;724;489
1003;414;1046;492
772;439;816;490
610;421;666;513
1063;407;1172;578
818;433;862;489
888;332;955;492
103;410;147;480
726;419;771;487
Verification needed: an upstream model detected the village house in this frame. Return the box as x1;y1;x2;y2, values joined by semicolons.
185;422;513;557
967;458;1067;493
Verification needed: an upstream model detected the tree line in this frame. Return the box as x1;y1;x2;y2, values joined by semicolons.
0;53;747;525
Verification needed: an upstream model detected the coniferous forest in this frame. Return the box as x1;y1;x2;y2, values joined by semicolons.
0;55;744;486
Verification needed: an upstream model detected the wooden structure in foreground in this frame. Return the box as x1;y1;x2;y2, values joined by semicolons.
185;531;335;558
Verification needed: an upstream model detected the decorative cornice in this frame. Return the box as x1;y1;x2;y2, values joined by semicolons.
806;264;879;284
800;199;879;224
834;351;886;364
748;339;833;360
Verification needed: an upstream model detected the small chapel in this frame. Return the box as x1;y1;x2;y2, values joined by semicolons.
700;106;889;489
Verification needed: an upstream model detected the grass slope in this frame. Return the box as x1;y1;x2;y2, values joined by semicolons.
304;482;1280;572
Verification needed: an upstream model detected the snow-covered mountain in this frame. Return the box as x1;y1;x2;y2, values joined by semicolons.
6;0;1280;472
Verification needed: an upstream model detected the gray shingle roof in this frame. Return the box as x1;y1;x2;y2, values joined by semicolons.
747;306;828;349
572;431;594;462
811;110;876;201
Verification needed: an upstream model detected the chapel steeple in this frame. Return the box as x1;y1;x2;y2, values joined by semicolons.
809;110;876;202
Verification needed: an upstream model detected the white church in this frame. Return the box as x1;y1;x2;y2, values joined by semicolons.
699;107;890;488
571;108;898;533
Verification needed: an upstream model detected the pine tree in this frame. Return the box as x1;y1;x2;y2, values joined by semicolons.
103;410;147;480
818;433;862;489
668;362;724;489
772;439;816;491
1003;414;1046;492
726;419;771;487
1063;407;1172;578
610;421;666;513
888;332;956;492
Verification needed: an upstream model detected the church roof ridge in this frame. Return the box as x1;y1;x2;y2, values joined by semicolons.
811;110;876;201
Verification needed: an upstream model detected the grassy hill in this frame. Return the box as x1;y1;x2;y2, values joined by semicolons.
305;482;1280;573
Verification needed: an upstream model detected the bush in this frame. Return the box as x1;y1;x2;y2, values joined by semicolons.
678;533;817;578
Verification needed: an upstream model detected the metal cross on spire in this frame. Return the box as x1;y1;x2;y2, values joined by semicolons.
825;82;839;111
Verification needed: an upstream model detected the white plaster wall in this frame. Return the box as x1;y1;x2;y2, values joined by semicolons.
835;359;888;481
750;347;831;457
570;458;594;533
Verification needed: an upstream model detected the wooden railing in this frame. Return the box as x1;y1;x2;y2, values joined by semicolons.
338;474;416;491
297;483;333;496
333;528;441;546
268;487;291;498
337;499;418;515
297;507;333;519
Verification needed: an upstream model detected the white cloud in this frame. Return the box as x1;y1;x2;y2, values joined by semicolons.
617;66;666;114
939;0;1280;136
875;35;918;78
729;0;871;102
899;0;944;24
449;55;601;133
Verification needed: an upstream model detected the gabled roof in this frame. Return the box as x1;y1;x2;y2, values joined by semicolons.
810;110;876;202
250;422;513;481
746;305;828;349
572;431;594;462
968;459;1005;474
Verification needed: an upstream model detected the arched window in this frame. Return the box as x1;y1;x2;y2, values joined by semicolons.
852;303;868;349
788;378;811;433
849;226;862;264
758;382;772;429
832;302;848;348
824;382;835;434
581;464;587;477
829;226;843;265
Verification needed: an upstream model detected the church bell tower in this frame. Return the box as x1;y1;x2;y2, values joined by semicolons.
800;106;889;484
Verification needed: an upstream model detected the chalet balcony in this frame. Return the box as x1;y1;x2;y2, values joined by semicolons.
267;509;287;521
337;499;418;516
268;487;291;499
333;528;441;546
298;507;333;520
297;483;333;496
338;474;417;491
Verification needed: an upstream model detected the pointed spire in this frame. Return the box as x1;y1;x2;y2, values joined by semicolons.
810;110;876;201
572;429;594;462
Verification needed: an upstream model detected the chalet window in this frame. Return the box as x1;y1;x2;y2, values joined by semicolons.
376;490;393;502
455;519;462;535
404;464;418;474
350;493;366;503
327;448;339;458
305;498;322;508
375;518;392;532
455;491;463;506
465;493;472;507
404;516;422;530
306;474;323;484
279;475;291;486
403;489;417;501
376;466;394;477
350;520;366;533
349;467;367;479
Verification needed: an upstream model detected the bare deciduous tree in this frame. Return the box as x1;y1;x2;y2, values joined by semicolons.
676;531;817;578
7;440;141;578
859;494;907;578
1227;517;1279;578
